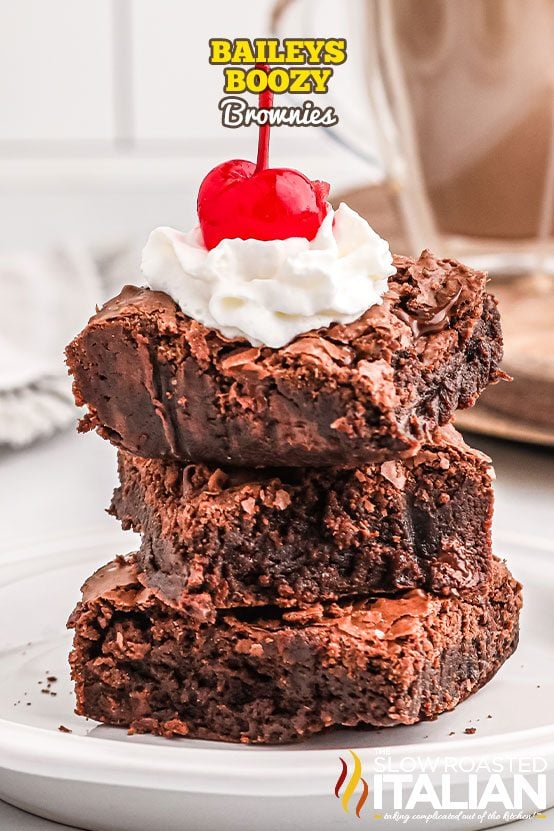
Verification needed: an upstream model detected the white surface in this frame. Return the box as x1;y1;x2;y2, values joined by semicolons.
0;428;553;830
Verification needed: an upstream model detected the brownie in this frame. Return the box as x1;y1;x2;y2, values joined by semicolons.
110;426;495;621
65;250;504;467
68;556;521;744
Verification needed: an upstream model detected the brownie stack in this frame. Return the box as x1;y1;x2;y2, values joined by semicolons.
66;250;521;744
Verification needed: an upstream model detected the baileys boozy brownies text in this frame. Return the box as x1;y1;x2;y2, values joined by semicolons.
66;59;520;743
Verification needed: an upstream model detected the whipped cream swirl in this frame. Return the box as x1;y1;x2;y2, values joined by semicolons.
141;203;395;349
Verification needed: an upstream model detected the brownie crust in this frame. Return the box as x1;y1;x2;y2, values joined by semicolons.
68;556;521;744
66;251;504;467
110;426;495;620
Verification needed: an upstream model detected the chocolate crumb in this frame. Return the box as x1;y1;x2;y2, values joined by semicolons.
58;725;72;734
40;689;50;695
464;727;477;735
449;731;455;736
487;714;492;719
46;676;58;683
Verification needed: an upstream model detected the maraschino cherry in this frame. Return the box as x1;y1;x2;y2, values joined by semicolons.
198;64;330;250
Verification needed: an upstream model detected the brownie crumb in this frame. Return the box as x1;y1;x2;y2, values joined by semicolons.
464;727;477;735
58;725;72;734
47;676;58;683
487;714;492;719
449;731;455;736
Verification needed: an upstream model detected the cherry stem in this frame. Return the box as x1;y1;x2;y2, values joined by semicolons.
255;63;273;172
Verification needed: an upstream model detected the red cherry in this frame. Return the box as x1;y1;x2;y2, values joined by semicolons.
197;63;330;250
198;161;330;249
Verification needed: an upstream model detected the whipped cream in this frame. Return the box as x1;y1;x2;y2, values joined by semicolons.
141;203;396;349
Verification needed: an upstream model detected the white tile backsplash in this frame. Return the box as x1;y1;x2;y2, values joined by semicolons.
0;0;375;248
131;0;272;142
0;0;335;154
0;0;114;142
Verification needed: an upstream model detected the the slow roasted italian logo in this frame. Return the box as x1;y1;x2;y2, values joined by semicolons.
335;750;369;818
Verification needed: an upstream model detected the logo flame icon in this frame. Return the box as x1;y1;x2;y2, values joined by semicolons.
334;749;369;818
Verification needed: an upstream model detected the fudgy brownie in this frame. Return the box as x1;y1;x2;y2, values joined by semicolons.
110;426;494;620
68;556;521;744
66;251;504;467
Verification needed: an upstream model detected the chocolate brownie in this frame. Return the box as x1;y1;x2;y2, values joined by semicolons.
110;426;494;621
66;251;504;467
68;556;521;744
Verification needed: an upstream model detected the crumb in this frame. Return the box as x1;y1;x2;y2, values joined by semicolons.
449;731;455;736
58;725;72;734
47;676;58;683
26;703;31;706
537;685;541;689
40;689;50;695
487;714;492;719
464;727;477;735
50;692;57;697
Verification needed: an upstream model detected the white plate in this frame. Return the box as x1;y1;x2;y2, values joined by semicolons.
0;532;552;831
